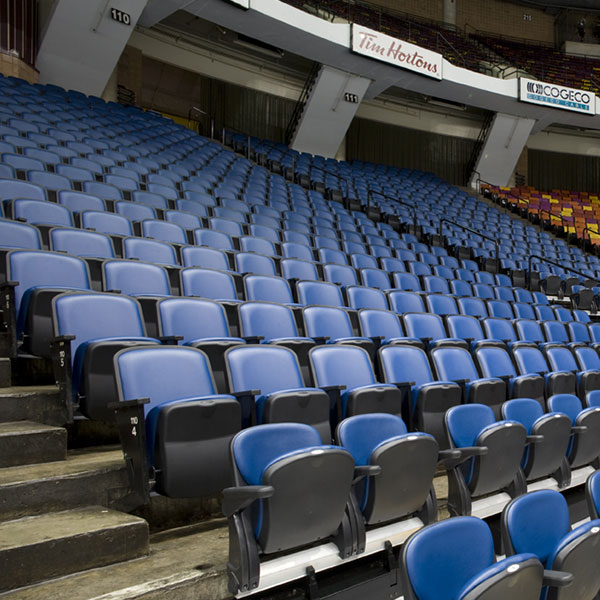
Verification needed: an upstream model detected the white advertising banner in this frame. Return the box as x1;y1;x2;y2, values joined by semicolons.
352;25;443;80
519;78;596;115
228;0;250;8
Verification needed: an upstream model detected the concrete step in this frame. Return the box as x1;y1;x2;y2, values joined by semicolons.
0;358;11;387
0;385;65;426
0;421;67;467
0;518;229;600
0;446;130;522
0;506;149;592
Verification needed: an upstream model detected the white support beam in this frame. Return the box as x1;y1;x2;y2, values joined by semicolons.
471;113;536;187
36;0;149;97
290;66;371;158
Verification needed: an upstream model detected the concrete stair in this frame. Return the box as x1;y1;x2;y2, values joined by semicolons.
0;420;66;467
0;506;149;592
0;382;152;593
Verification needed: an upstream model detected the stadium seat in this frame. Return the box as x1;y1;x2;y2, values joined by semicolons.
378;344;462;447
502;489;600;600
445;403;527;516
157;297;244;394
547;394;600;470
400;516;544;600
225;344;329;437
430;346;506;417
114;345;241;501
51;291;158;421
502;397;571;488
336;413;443;525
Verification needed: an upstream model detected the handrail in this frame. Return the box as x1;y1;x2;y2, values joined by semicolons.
439;218;498;271
368;191;418;231
188;106;215;139
286;61;320;144
221;126;254;160
527;254;593;291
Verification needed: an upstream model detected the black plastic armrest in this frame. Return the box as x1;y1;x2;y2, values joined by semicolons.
107;397;150;411
370;336;384;343
0;281;17;289
498;374;511;384
352;465;381;485
232;389;260;399
321;385;346;393
107;289;122;294
159;335;183;345
502;339;511;344
393;381;415;391
313;336;331;344
222;485;274;517
420;336;432;346
464;337;474;345
442;446;487;469
438;449;461;463
53;334;76;343
460;446;488;457
526;434;544;444
543;569;574;588
243;336;264;344
572;425;588;434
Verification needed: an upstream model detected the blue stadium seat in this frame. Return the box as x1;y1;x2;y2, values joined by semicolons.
544;345;600;398
11;198;73;228
400;516;544;600
141;219;187;245
6;249;91;357
280;258;319;282
310;344;403;422
346;286;388;310
474;345;545;407
80;210;134;237
225;345;328;437
430;346;506;417
501;398;571;486
223;423;357;595
402;312;466;349
337;413;441;525
547;394;600;469
388;290;425;314
114;345;240;500
502;490;600;599
157;297;243;394
512;346;576;397
52;291;158;420
297;280;345;307
180;267;238;301
0;218;42;250
115;200;156;222
235;252;277;277
122;237;178;266
379;344;462;447
444;403;527;516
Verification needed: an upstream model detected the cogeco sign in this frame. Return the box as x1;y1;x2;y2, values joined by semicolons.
519;78;596;115
352;25;443;80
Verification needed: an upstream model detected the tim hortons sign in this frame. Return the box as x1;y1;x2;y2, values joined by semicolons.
520;78;596;115
352;25;443;80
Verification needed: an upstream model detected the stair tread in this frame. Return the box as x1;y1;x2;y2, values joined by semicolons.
0;506;146;551
0;421;64;436
0;385;59;397
0;446;124;486
0;519;229;600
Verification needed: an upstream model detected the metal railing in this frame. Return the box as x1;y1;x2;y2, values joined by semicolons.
527;254;593;292
286;61;321;145
439;218;499;271
368;191;418;231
